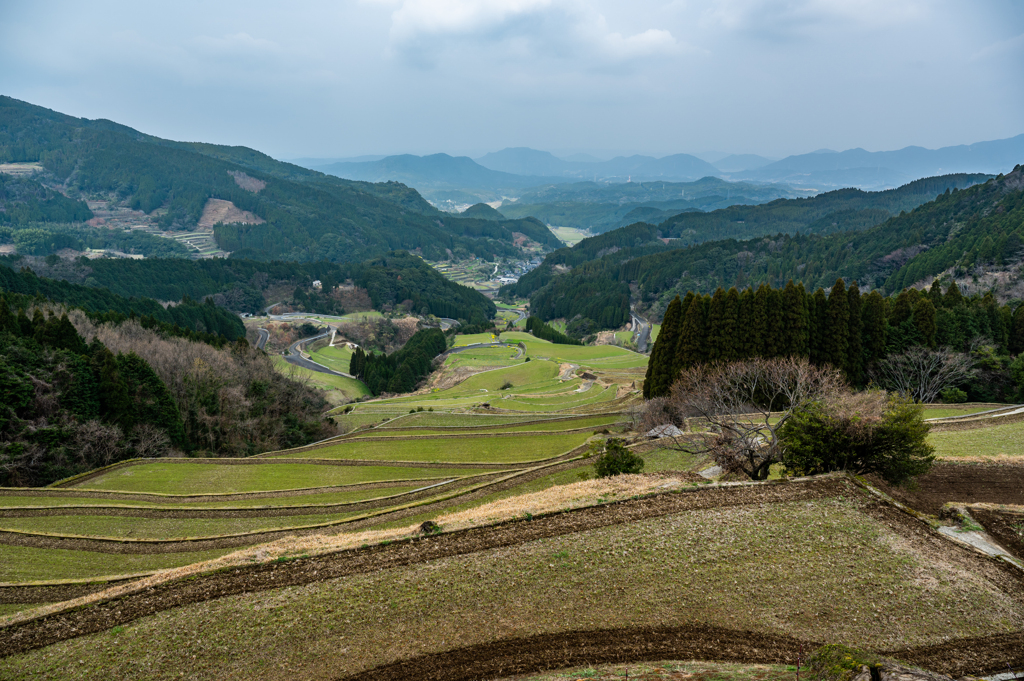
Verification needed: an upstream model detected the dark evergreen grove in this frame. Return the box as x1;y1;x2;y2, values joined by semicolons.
524;316;583;345
350;327;448;396
643;278;1015;399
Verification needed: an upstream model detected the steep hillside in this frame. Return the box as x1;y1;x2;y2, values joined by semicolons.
0;97;551;262
508;170;1015;330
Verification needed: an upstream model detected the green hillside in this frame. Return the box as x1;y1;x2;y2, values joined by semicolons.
0;96;557;262
508;170;1012;331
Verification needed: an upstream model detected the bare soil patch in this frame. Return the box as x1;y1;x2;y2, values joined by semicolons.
972;508;1024;559
868;462;1024;515
227;170;265;192
197;198;264;228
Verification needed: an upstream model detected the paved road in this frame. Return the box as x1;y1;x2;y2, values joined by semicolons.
438;318;460;331
631;309;651;353
255;328;269;350
284;332;356;378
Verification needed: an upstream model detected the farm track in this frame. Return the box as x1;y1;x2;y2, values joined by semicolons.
4;475;1022;673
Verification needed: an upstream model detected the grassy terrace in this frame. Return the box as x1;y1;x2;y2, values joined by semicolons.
928;418;1024;460
273;431;592;463
70;463;484;495
0;544;233;583
377;413;573;428
348;414;626;437
271;357;370;401
0;510;365;541
5;489;1020;679
0;485;426;509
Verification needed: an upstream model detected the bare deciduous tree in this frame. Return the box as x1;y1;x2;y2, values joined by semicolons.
664;357;846;480
873;346;975;403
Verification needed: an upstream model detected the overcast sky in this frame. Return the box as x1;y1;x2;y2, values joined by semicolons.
2;1;1022;160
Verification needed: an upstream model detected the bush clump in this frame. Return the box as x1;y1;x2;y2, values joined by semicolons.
593;438;644;477
806;644;882;681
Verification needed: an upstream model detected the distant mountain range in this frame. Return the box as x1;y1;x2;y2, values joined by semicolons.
732;135;1024;189
475;147;721;182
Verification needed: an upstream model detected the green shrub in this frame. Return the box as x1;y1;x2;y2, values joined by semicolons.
500;381;513;390
806;644;881;681
939;386;968;403
780;391;934;485
593;438;644;477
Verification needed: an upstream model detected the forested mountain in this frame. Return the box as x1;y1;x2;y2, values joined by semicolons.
497;177;810;234
0;260;244;339
0;96;554;262
474;147;721;182
10;250;497;324
0;279;332;485
313;154;558;192
507;169;1019;334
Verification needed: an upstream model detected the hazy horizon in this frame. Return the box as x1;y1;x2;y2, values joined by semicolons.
3;1;1022;161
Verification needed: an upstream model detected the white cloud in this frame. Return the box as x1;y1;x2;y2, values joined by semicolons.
701;0;927;38
383;0;680;66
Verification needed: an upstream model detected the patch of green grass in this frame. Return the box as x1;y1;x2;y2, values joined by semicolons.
349;414;626;437
452;332;501;346
283;431;592;463
0;544;231;582
0;485;425;509
377;413;566;428
0;510;367;541
639;448;709;473
271;357;369;400
501;331;551;344
650;323;660;343
7;494;1019;678
72;463;483;495
928;419;1024;459
0;603;47;617
309;345;355;373
921;405;998;420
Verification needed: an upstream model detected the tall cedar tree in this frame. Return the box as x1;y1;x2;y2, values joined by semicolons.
825;279;850;371
846;282;864;385
643;295;683;398
913;298;937;348
809;288;828;365
781;280;809;357
675;294;707;371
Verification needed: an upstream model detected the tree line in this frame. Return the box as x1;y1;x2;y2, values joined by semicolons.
506;170;1020;337
349;327;447;396
644;277;1017;401
524;316;582;345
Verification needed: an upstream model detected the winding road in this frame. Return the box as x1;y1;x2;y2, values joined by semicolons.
284;332;356;379
255;328;269;350
631;308;651;353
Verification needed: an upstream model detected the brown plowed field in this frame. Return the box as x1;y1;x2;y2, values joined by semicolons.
868;462;1024;515
973;508;1024;559
336;626;1024;681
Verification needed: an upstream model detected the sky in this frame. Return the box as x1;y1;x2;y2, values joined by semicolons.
2;0;1023;161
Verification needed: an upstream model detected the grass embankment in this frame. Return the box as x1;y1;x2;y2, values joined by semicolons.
0;544;231;583
444;347;523;369
349;414;625;437
271;357;370;401
70;463;482;495
0;486;424;509
308;345;354;372
275;431;592;463
928;419;1024;460
922;405;1003;420
452;332;500;346
0;511;365;541
4;483;1019;679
